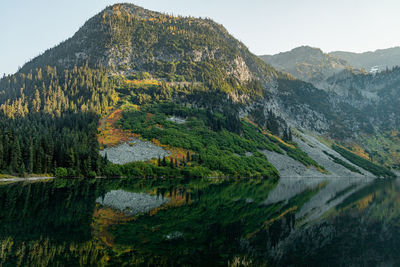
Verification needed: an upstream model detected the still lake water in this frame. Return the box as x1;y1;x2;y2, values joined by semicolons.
0;177;399;266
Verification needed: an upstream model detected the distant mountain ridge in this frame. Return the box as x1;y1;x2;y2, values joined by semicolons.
261;46;400;77
260;46;354;85
330;47;400;72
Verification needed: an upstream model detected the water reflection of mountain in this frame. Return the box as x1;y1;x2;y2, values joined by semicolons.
266;178;400;266
0;177;399;266
265;176;375;223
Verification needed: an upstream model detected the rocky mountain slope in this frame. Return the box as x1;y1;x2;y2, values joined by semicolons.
260;44;400;164
20;4;279;95
327;66;400;129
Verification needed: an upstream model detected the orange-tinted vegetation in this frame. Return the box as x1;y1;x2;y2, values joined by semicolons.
92;205;135;247
125;79;159;86
145;113;154;122
98;109;137;148
349;144;370;160
151;138;192;161
265;132;296;149
98;108;179;162
355;194;374;211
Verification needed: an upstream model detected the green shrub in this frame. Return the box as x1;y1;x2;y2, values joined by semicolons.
54;168;68;178
104;164;123;178
87;171;97;179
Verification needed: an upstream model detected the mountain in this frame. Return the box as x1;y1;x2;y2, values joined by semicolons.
0;3;396;178
261;46;400;82
330;47;400;72
18;4;377;139
260;46;354;85
0;3;309;179
21;4;279;93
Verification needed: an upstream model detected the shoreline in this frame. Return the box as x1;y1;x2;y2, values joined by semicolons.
0;177;55;183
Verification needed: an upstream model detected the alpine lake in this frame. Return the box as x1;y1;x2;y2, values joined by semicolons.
0;176;399;266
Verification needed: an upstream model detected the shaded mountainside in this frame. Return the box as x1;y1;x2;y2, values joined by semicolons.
330;46;400;72
261;45;400;169
326;66;400;130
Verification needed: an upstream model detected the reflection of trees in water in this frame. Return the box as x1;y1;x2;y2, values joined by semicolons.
0;178;260;266
0;180;98;242
0;179;108;266
3;178;399;266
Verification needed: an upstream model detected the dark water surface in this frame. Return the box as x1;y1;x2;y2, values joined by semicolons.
0;177;398;266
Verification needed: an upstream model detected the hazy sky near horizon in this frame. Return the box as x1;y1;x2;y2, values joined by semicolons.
1;0;400;75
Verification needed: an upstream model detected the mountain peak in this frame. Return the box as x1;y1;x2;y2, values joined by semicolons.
19;3;278;87
290;45;324;55
103;3;163;20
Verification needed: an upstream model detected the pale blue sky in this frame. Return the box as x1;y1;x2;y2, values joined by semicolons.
1;0;400;75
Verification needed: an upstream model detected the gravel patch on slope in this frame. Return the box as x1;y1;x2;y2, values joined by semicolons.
262;147;328;205
96;189;169;216
262;150;326;179
293;134;373;177
262;132;372;179
167;116;186;124
100;138;171;165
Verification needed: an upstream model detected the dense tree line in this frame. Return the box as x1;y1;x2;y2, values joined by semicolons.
0;112;103;177
0;65;120;176
0;63;261;177
0;64;118;118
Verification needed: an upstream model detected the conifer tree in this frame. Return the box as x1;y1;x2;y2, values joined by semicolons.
27;138;34;174
11;138;22;173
